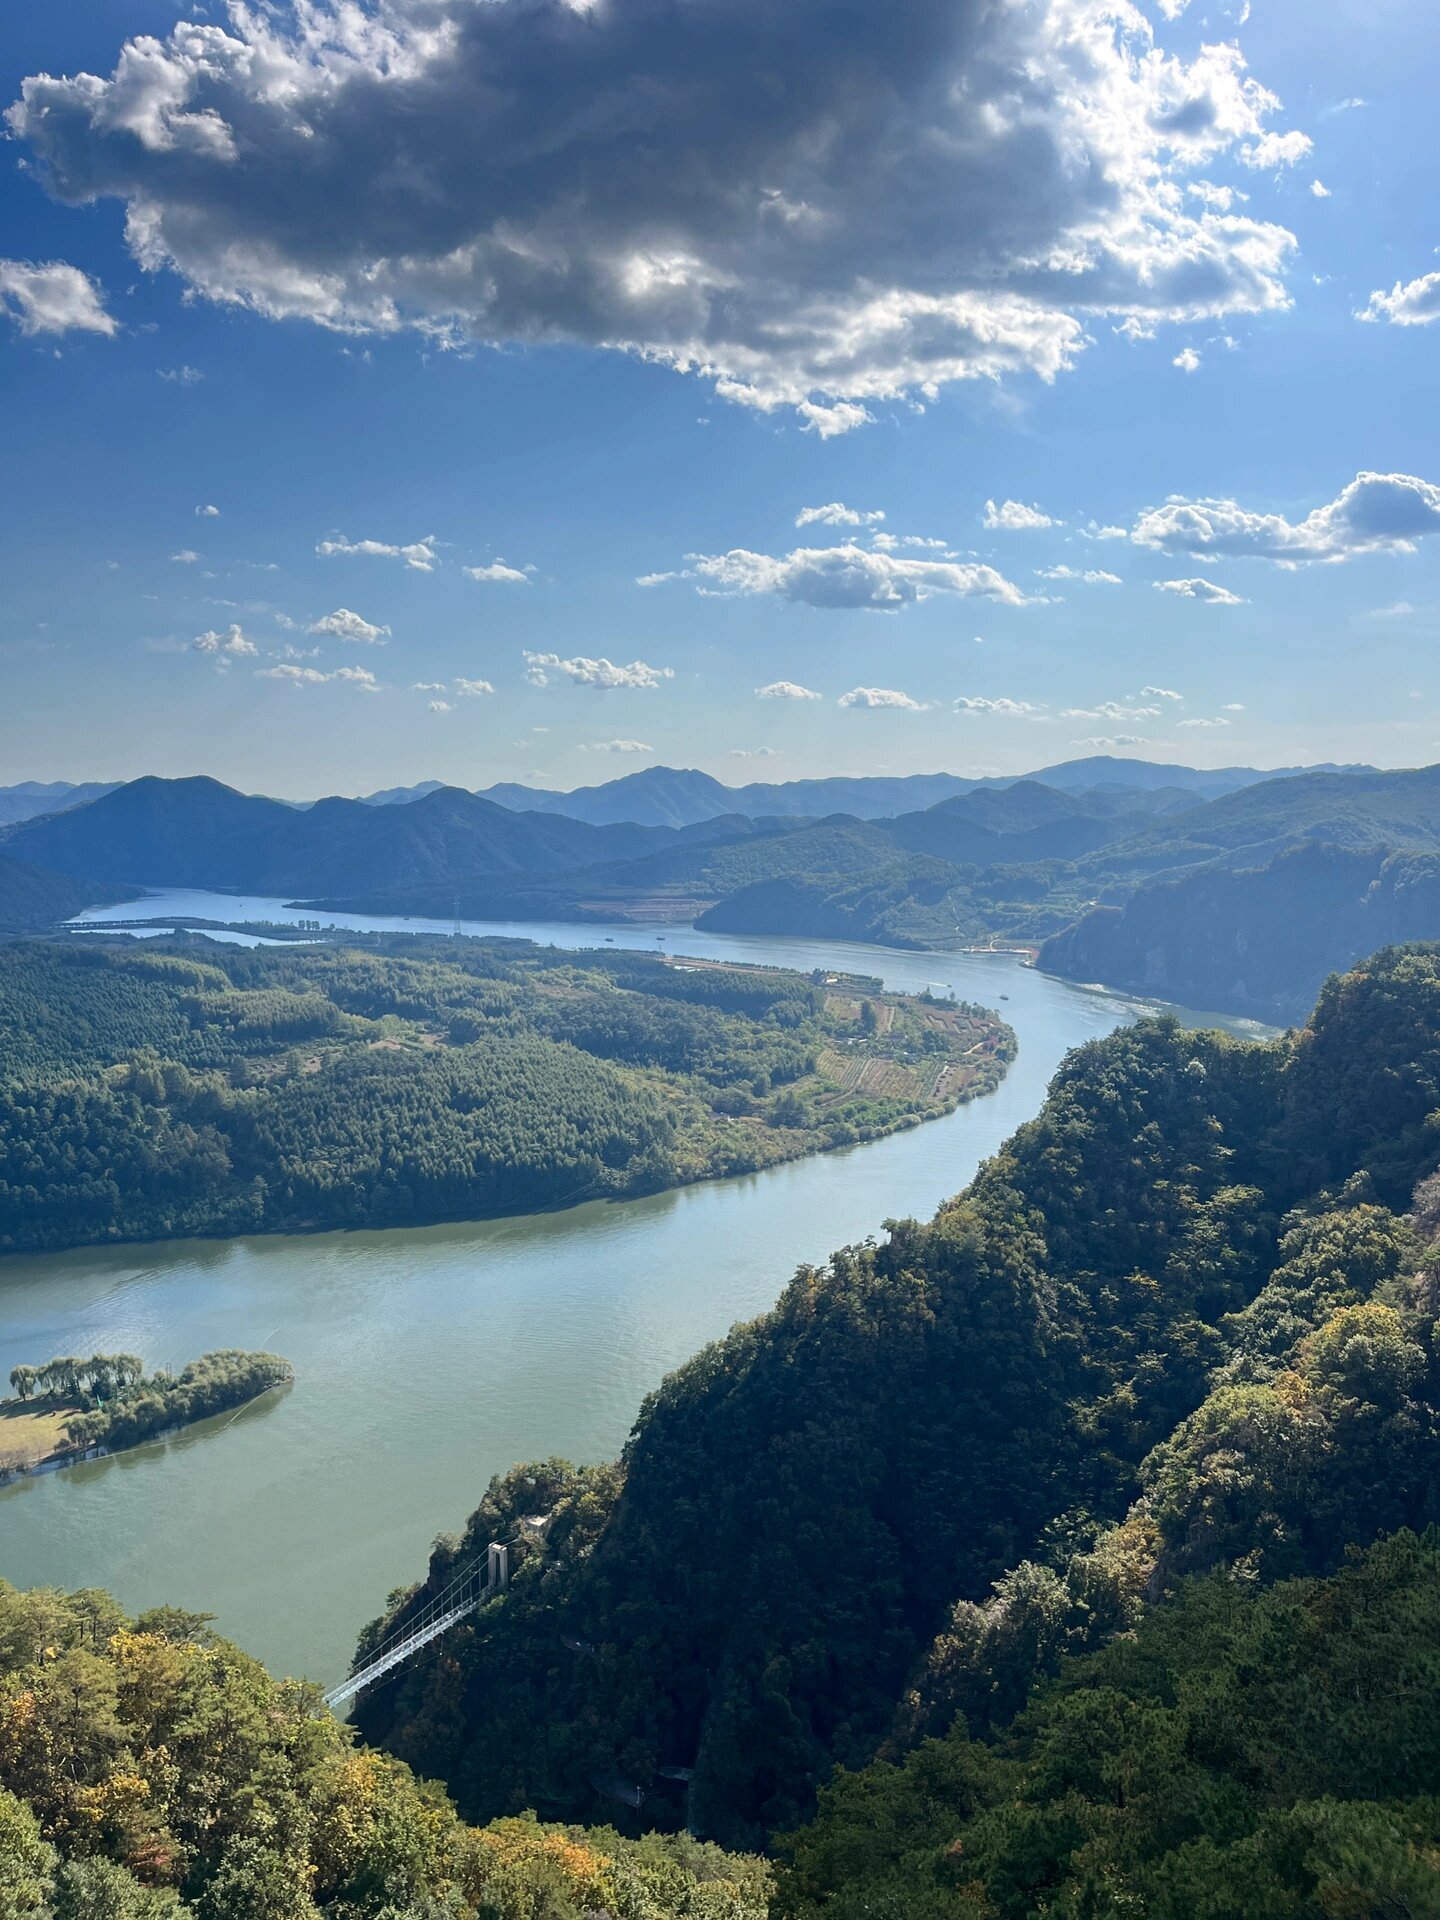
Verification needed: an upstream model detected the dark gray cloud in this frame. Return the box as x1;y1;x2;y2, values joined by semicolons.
10;0;1302;424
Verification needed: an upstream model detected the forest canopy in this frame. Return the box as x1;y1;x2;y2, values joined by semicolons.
0;936;1011;1255
351;944;1440;1877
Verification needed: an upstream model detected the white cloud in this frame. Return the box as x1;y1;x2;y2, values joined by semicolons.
839;687;928;710
955;696;1043;715
523;652;672;689
309;607;391;644
258;663;382;691
1073;733;1147;748
1310;180;1331;199
1221;701;1246;710
685;543;1025;611
0;258;117;336
1035;565;1122;584
756;680;821;700
1363;601;1416;620
1135;473;1440;564
1177;715;1231;727
1142;685;1184;700
317;535;437;571
157;364;203;384
581;739;654;753
983;499;1056;531
793;400;874;439
1187;182;1243;213
730;746;781;758
170;549;200;564
191;624;257;658
1062;700;1161;721
454;677;494;697
1155;577;1246;603
411;681;447;691
795;503;885;529
1359;273;1440;328
1082;522;1129;541
195;503;220;517
429;700;453;713
1240;130;1313;169
10;1;1305;426
1173;346;1201;372
464;560;531;584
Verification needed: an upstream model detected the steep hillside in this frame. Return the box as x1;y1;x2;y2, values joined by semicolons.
0;1578;769;1919
0;850;122;930
1080;762;1440;890
1041;843;1440;1020
355;944;1440;1852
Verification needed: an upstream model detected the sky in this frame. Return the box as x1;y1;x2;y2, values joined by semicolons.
1;0;1437;801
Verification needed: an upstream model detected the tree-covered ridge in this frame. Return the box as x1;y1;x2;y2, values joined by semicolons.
354;944;1440;1859
0;1580;769;1919
0;850;122;934
777;1529;1440;1920
0;937;1012;1255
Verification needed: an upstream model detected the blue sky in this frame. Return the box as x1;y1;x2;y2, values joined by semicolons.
1;0;1436;799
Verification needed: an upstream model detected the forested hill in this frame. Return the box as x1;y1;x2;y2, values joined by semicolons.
0;935;1011;1254
0;850;122;931
1039;841;1440;1021
355;942;1440;1864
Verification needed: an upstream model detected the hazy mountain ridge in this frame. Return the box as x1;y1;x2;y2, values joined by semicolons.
2;776;690;897
0;780;121;828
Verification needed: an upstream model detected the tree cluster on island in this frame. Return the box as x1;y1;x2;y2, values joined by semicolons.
1;1350;293;1474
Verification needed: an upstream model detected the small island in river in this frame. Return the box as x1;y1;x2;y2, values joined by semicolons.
0;1350;294;1479
0;933;1016;1256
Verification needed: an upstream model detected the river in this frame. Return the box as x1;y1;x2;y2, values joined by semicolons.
0;891;1268;1690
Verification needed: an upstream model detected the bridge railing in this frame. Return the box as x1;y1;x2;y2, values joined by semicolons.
323;1540;509;1712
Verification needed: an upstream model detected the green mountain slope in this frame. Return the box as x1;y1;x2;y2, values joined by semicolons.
0;850;122;931
354;943;1440;1852
1040;842;1440;1020
780;1530;1440;1919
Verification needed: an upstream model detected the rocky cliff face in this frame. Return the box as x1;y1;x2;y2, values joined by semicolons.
1040;843;1440;1021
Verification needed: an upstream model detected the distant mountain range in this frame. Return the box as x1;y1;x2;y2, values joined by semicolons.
0;756;1372;835
0;780;121;828
384;756;1374;829
4;756;1437;1022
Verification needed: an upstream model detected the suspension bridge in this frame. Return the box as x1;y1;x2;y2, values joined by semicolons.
323;1540;511;1711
